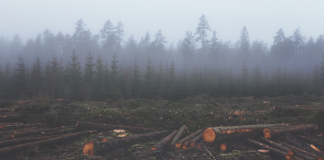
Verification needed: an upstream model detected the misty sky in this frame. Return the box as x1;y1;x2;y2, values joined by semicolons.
1;0;323;46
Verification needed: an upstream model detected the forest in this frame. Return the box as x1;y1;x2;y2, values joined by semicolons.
1;14;324;101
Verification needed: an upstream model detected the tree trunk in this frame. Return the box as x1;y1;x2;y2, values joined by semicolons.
278;141;323;160
0;135;60;148
189;133;203;147
273;105;321;110
151;130;177;150
196;139;206;149
203;124;290;143
0;108;9;112
0;131;91;156
11;126;74;138
263;124;317;139
245;138;293;160
296;134;324;148
76;121;156;133
0;114;20;121
0;123;43;130
170;125;187;146
83;130;169;155
175;129;203;149
260;137;295;156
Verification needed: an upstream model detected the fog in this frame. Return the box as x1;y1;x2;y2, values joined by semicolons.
1;1;324;100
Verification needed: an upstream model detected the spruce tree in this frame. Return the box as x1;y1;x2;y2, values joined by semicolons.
144;58;155;99
30;56;42;98
93;55;106;101
195;14;211;60
66;51;82;100
110;53;121;100
14;55;27;98
240;62;249;96
131;61;141;98
251;64;262;97
84;52;95;100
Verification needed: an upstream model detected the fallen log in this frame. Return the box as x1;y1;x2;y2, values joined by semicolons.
260;137;295;156
254;110;268;114
245;138;293;160
0;130;91;156
175;129;203;149
0;123;42;130
296;134;324;148
0;114;20;120
278;141;323;160
189;133;203;147
0;134;60;148
76;121;156;133
151;130;178;151
203;124;290;143
273;105;321;110
170;125;187;146
83;130;169;155
196;139;206;149
11;126;74;138
263;124;317;139
0;108;9;112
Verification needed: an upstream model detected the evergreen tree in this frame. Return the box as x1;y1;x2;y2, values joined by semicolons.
240;26;250;59
166;61;176;100
240;62;249;96
30;56;42;98
152;30;167;54
14;55;27;98
251;64;262;97
156;62;165;98
195;14;211;60
110;53;121;100
139;32;151;55
66;51;83;100
131;61;141;98
210;30;219;56
84;52;95;100
114;21;124;53
93;55;106;101
144;58;155;98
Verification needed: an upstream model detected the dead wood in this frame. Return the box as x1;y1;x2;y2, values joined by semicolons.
273;105;322;110
189;133;203;147
0;114;20;121
76;121;156;133
296;134;324;148
260;137;295;156
278;141;323;160
0;123;42;130
0;135;60;148
220;142;227;151
263;124;317;139
170;125;187;146
245;138;293;160
203;124;290;143
0;130;91;156
0;108;9;112
151;130;178;150
11;126;74;138
83;130;169;155
175;129;203;149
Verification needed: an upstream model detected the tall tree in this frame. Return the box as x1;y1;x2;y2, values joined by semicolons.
93;55;106;101
110;53;121;100
66;51;83;100
139;32;151;55
152;30;167;54
14;55;27;98
114;21;124;53
240;26;250;58
195;14;211;60
100;20;115;55
30;56;42;98
84;52;95;100
210;30;219;56
144;58;155;98
131;61;141;98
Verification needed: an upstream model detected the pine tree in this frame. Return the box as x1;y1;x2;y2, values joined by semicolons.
131;61;141;98
195;14;211;61
240;62;249;96
110;53;121;100
240;26;250;59
84;52;95;100
144;58;155;98
30;56;42;98
66;51;83;100
166;61;176;100
14;55;27;98
251;64;262;97
93;55;106;101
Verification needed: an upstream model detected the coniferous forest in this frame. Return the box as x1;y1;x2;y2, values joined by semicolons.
1;15;324;101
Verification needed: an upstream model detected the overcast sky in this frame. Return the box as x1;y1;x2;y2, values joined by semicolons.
1;0;323;46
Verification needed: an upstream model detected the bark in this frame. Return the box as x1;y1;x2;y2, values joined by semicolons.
0;108;9;112
11;126;74;138
76;121;156;133
170;125;187;146
0;114;20;120
260;137;295;156
196;139;206;149
0;123;43;130
278;141;323;160
254;110;268;114
0;135;60;148
83;130;169;155
245;138;293;160
273;105;321;110
203;124;290;143
151;130;178;150
263;124;317;139
296;134;324;148
0;131;91;156
175;129;203;149
189;133;203;147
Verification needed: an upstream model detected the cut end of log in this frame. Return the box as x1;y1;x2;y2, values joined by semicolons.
181;145;187;150
287;150;294;156
318;157;323;160
175;143;181;149
285;154;292;160
151;147;158;151
263;128;271;139
102;138;108;142
189;141;195;147
196;144;202;149
220;143;227;151
83;141;94;155
203;128;216;143
11;134;15;138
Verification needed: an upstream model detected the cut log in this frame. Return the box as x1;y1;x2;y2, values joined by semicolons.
0;108;9;112
196;139;206;149
203;124;290;143
0;135;60;148
0;114;20;120
151;130;177;151
278;141;323;160
76;121;156;133
11;126;74;138
220;142;227;151
260;137;295;156
0;123;42;130
296;134;324;148
245;138;293;160
263;124;317;139
83;130;169;155
170;125;187;146
189;133;203;147
175;129;203;149
254;110;268;114
0;130;91;156
273;105;321;110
